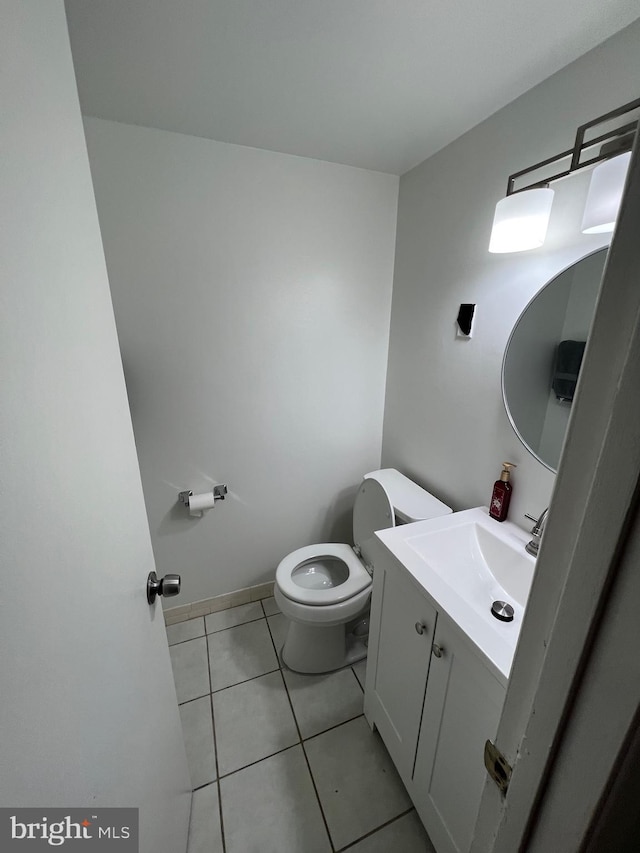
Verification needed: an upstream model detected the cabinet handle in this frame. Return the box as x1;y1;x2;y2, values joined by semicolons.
432;643;444;658
415;622;427;635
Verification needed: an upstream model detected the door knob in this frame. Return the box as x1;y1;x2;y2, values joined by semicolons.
432;643;444;658
415;622;427;635
147;571;181;605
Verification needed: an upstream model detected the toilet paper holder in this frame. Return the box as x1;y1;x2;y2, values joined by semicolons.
179;484;228;509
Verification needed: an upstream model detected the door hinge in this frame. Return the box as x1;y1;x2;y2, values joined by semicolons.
484;740;512;795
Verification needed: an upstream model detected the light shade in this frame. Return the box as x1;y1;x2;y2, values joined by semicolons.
488;188;554;253
581;151;631;234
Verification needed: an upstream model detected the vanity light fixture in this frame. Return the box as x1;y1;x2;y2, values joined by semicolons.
489;97;639;253
488;188;554;253
581;150;632;234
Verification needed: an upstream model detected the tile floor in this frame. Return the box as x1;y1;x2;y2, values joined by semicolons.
167;597;435;853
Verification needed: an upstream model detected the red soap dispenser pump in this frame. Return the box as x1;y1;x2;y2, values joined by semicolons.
489;462;516;522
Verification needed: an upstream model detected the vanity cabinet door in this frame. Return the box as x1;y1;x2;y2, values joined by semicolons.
364;554;437;783
412;613;506;853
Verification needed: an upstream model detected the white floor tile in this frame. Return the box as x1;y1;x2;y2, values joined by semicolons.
221;745;331;853
261;596;280;616
305;716;412;850
166;617;205;646
213;671;298;776
205;602;263;634
208;619;278;691
283;667;363;739
346;811;435;852
179;696;216;789
170;636;210;704
352;658;367;690
266;612;289;657
187;783;223;853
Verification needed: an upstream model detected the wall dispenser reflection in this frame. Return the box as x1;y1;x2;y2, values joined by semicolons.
552;340;586;403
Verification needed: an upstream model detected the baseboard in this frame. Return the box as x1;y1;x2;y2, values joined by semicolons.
163;581;275;625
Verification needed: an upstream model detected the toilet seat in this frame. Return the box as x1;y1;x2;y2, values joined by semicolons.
276;543;371;606
274;471;452;673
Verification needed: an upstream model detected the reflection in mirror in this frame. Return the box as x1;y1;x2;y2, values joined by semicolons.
502;248;607;472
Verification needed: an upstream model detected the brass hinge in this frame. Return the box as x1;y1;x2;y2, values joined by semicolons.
484;740;512;795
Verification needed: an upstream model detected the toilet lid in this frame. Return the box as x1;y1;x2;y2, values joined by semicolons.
352;478;395;567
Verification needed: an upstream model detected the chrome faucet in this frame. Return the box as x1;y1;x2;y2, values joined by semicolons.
524;508;548;557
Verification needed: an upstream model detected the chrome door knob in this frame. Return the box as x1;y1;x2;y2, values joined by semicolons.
432;643;444;658
147;571;181;605
161;574;181;598
415;622;427;635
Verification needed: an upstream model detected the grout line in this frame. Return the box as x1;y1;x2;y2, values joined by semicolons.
260;600;281;619
185;783;194;853
204;632;226;853
263;621;336;853
178;693;213;709
168;633;206;648
217;742;300;781
214;712;367;781
216;754;226;853
350;665;365;693
301;713;365;743
178;691;210;707
208;691;220;782
178;661;361;721
265;619;285;670
210;700;221;788
204;704;364;790
294;719;335;850
205;615;265;636
334;807;416;852
165;616;206;646
203;630;213;739
191;780;217;793
210;667;280;695
170;636;209;704
264;611;285;671
169;611;269;647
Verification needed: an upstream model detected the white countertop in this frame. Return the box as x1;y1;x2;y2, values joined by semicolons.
375;507;535;682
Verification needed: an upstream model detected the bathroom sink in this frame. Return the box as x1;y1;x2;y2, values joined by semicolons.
405;516;533;608
375;507;535;679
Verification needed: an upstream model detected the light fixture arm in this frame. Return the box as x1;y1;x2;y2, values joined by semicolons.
505;97;640;197
507;147;573;196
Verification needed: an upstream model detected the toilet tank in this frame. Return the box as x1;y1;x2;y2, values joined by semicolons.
363;468;452;524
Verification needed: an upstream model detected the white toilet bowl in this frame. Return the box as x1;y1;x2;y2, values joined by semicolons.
274;469;452;674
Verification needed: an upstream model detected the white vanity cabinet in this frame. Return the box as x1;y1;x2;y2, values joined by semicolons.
363;549;438;781
412;610;506;853
364;545;506;853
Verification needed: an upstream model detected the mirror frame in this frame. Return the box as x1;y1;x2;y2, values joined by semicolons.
501;246;609;473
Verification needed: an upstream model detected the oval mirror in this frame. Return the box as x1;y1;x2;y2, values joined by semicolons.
502;248;607;472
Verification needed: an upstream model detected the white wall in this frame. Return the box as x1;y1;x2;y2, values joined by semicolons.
84;118;399;605
382;20;640;527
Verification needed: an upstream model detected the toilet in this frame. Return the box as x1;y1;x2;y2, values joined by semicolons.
274;468;452;674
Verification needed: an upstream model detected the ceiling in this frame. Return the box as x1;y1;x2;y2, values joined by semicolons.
64;1;640;175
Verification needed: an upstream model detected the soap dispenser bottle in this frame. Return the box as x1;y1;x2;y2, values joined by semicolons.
489;462;516;522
